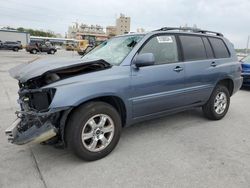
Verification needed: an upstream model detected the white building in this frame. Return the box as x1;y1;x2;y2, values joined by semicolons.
68;23;106;39
0;29;30;46
116;14;131;35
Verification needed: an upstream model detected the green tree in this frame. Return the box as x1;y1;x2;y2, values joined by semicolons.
16;27;56;37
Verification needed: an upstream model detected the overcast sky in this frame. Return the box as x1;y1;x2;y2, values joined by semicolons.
0;0;249;48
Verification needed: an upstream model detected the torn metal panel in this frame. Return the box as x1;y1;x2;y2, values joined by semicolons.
9;58;111;85
18;88;56;111
6;119;57;145
5;108;70;145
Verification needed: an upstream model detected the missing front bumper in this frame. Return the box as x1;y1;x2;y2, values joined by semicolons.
5;118;57;145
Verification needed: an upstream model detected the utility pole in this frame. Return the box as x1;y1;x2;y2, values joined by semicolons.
246;35;250;55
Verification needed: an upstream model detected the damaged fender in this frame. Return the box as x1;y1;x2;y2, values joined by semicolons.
6;57;130;146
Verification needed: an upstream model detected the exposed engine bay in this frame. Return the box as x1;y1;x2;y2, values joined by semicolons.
20;60;111;89
5;59;111;145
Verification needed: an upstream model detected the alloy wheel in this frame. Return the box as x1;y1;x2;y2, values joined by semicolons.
214;92;227;114
81;114;115;152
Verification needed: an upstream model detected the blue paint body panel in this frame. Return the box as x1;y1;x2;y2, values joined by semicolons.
23;31;243;126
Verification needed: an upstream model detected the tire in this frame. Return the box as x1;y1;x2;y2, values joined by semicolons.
31;49;38;54
202;85;230;120
48;49;55;54
66;101;122;161
13;47;19;52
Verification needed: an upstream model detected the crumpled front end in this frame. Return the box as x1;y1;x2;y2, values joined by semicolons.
6;118;57;145
6;59;112;145
6;110;59;145
5;85;69;145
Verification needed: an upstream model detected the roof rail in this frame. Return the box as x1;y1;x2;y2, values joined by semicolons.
155;27;223;37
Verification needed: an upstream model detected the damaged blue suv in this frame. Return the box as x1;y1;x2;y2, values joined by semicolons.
6;27;242;161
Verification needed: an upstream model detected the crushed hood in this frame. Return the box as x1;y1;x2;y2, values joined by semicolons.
9;57;111;83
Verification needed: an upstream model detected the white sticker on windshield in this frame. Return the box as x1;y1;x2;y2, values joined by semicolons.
157;36;173;43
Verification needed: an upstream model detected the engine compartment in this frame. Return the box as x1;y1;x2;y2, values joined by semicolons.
20;60;112;89
6;59;112;146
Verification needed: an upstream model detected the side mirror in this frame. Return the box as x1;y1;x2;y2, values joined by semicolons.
134;53;155;67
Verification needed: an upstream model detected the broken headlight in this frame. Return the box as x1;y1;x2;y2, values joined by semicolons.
19;88;56;112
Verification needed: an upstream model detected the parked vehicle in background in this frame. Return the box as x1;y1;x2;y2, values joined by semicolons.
76;39;105;56
6;27;242;161
0;41;22;51
65;40;94;55
76;40;91;55
0;29;30;47
241;55;250;87
55;45;62;50
65;43;75;51
26;42;57;54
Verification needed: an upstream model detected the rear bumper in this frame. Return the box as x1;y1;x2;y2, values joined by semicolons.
232;77;243;94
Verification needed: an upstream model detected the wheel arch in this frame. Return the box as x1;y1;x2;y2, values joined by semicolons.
60;95;127;145
88;96;127;127
30;48;38;53
216;78;234;96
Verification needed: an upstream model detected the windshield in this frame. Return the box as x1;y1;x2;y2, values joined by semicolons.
82;35;144;65
242;55;250;64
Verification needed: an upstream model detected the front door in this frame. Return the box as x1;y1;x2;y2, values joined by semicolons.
131;34;186;118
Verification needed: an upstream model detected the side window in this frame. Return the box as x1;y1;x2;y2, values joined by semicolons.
139;35;178;65
179;35;207;61
202;37;214;59
208;37;230;58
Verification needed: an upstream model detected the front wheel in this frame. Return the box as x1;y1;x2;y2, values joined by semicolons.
202;85;230;120
66;101;122;161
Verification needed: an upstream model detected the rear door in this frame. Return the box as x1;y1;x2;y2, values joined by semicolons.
179;35;230;105
40;44;48;52
131;34;186;118
3;42;10;49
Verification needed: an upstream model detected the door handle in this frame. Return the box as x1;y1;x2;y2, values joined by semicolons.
211;62;217;67
173;66;183;72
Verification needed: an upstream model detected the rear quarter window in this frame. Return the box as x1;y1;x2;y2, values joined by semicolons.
202;37;214;59
179;35;207;61
208;37;230;58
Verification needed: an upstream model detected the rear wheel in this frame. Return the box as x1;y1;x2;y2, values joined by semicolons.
31;49;38;54
202;85;230;120
66;101;122;161
48;49;55;54
13;47;19;52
